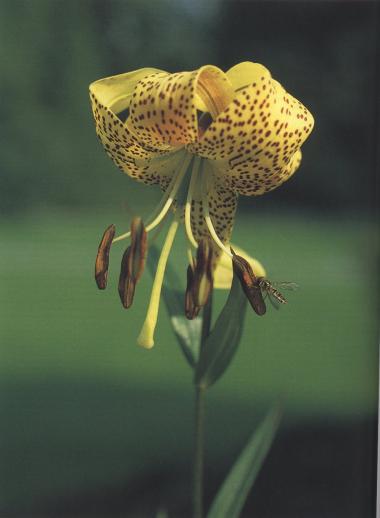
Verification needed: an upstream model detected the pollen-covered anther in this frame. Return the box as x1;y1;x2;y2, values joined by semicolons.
118;217;147;309
185;264;200;320
95;224;116;290
185;239;214;320
231;247;266;316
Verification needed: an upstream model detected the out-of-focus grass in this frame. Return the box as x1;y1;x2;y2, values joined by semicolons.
0;207;378;511
1;208;377;412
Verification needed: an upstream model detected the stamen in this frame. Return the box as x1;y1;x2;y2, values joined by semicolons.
231;248;266;316
185;238;213;320
137;218;179;349
202;169;233;258
95;224;116;289
187;247;194;267
113;153;192;243
118;218;147;309
185;263;199;320
184;156;201;248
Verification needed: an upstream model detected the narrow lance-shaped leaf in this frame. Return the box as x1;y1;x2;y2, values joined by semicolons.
147;245;201;367
194;265;247;388
207;406;282;518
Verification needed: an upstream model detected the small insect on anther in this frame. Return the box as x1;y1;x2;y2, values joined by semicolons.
256;278;299;309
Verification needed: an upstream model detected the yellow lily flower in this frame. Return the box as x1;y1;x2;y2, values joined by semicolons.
90;62;314;348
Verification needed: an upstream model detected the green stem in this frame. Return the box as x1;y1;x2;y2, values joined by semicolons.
193;385;206;518
201;290;213;344
193;295;213;518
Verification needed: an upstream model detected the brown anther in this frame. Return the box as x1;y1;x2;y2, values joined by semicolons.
231;247;266;316
95;224;116;290
118;217;147;309
185;239;213;320
118;247;135;309
193;239;213;307
185;264;200;320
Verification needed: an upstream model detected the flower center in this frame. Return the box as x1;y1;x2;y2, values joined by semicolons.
201;166;233;259
112;153;232;259
110;153;235;349
112;152;192;244
184;156;201;249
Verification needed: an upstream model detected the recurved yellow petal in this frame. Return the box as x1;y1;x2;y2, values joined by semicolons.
90;68;164;114
127;66;234;148
225;61;270;91
90;70;186;189
189;61;314;196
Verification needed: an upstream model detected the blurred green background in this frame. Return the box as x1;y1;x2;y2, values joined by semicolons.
0;1;378;517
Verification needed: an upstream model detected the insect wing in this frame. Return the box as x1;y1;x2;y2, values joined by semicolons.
259;279;289;308
266;291;282;310
269;281;299;291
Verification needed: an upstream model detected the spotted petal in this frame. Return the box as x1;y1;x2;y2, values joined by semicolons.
189;160;238;262
188;62;314;196
90;69;185;190
127;66;235;148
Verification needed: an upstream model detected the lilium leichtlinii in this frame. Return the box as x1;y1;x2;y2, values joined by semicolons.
90;62;314;347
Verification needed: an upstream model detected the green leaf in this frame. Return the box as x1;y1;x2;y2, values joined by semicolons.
207;406;281;518
170;315;202;365
147;245;200;366
194;269;247;388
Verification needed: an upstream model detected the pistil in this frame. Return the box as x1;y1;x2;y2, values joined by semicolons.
137;217;180;349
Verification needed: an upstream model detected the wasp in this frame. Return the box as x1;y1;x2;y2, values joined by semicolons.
231;248;298;316
255;278;298;314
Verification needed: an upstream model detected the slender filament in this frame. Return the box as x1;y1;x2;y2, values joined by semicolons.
187;247;194;267
113;153;192;243
202;171;233;258
184;156;202;248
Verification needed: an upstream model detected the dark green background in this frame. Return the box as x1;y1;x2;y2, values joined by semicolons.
0;1;378;517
